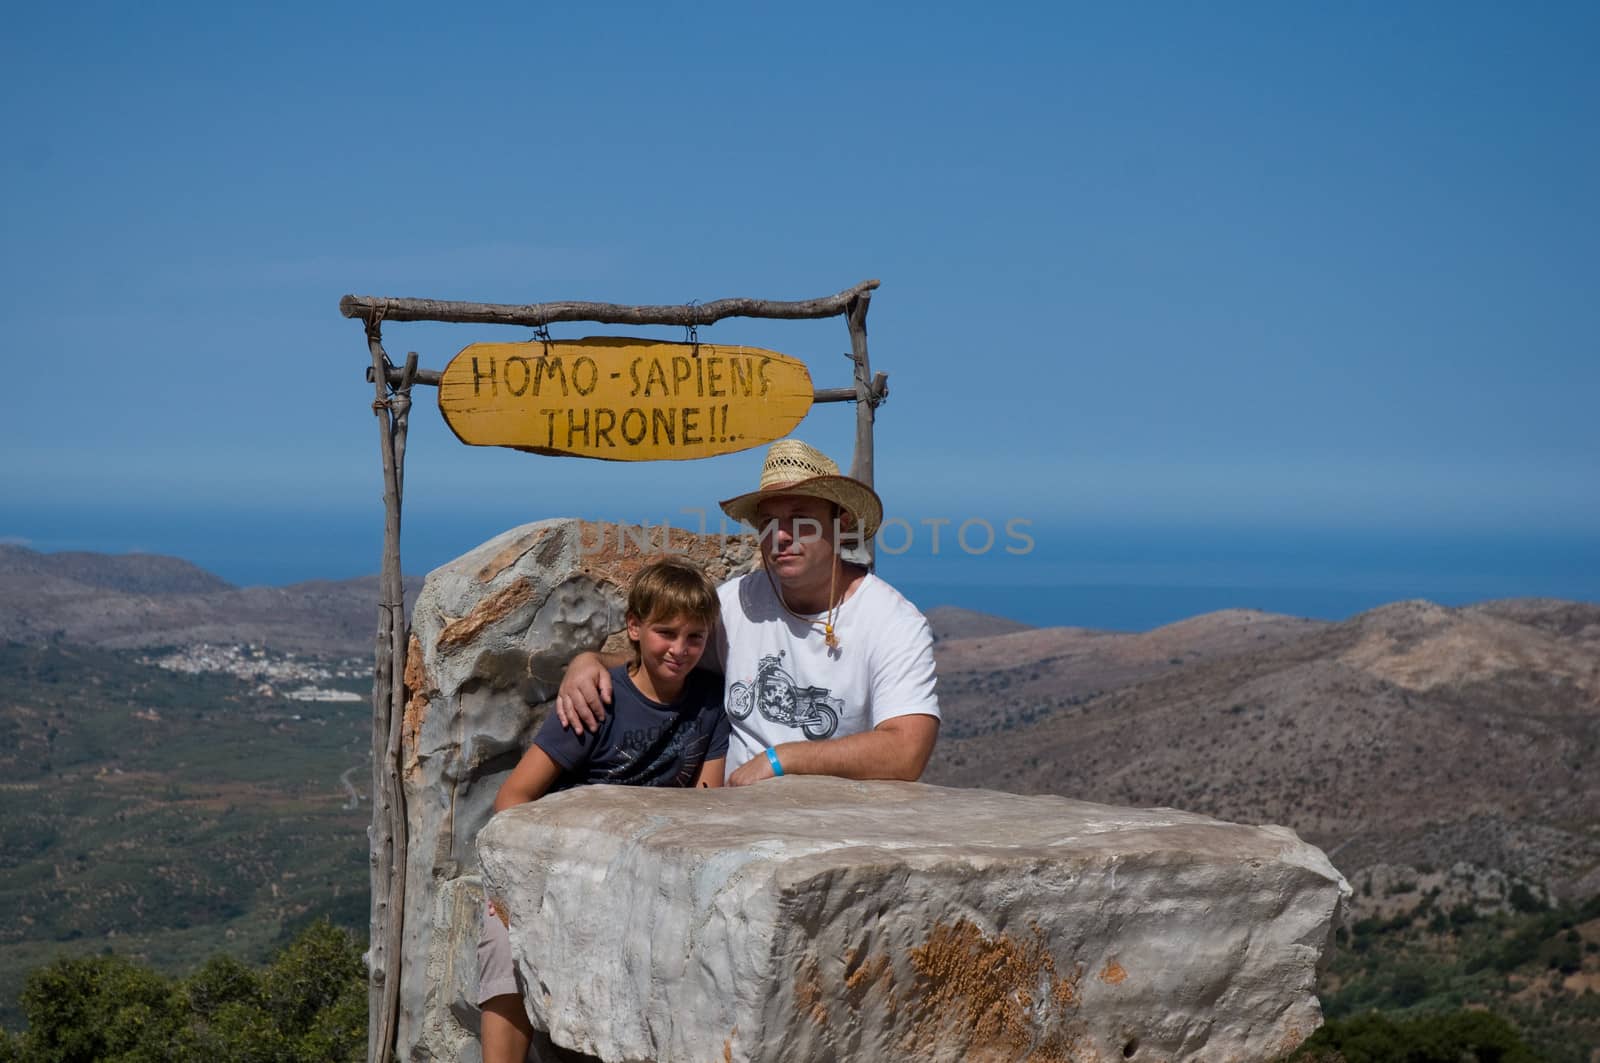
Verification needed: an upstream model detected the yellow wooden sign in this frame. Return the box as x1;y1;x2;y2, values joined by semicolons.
437;338;814;460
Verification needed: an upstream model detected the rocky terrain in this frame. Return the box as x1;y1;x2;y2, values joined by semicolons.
4;543;1596;902
481;779;1347;1063
924;598;1600;904
0;544;422;655
4;545;1598;1053
923;604;1033;642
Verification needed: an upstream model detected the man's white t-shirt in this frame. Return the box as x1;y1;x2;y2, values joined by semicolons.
714;570;940;774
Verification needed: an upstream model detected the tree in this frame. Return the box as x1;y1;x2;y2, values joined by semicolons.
14;954;179;1063
4;921;364;1063
1292;1009;1537;1063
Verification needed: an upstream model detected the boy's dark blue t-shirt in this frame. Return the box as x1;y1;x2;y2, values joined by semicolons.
534;664;729;788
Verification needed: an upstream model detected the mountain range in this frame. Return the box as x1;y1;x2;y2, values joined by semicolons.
4;543;1597;899
923;598;1600;900
0;544;422;655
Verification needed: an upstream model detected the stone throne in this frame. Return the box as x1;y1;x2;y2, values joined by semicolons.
397;519;1348;1062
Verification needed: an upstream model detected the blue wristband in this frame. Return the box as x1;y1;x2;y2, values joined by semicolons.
765;747;785;777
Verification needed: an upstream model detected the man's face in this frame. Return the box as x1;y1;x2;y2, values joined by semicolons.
754;495;837;586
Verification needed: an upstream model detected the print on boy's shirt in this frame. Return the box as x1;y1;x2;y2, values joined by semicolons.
727;651;842;740
603;723;714;787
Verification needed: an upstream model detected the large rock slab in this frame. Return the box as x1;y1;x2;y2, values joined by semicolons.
396;519;754;1062
479;777;1350;1063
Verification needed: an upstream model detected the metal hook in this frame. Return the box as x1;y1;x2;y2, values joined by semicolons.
684;300;701;352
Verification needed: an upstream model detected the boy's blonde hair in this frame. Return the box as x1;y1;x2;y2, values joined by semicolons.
626;558;720;649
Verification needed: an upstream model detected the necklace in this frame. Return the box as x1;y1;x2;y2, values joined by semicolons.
764;556;843;649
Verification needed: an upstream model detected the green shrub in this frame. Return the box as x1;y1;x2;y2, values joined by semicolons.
1291;1009;1537;1062
258;920;366;1036
1385;967;1430;1008
1547;938;1583;975
1506;882;1545;914
15;953;180;1062
4;921;364;1063
1579;891;1600;922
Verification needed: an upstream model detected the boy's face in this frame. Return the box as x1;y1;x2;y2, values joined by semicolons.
625;610;710;688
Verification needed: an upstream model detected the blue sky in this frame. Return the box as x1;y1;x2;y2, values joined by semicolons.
3;2;1596;621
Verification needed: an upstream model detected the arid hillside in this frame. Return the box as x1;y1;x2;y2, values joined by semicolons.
5;544;1596;897
924;605;1034;642
0;545;421;656
925;599;1600;897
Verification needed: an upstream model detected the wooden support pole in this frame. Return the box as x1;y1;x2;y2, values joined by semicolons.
365;322;413;1063
393;352;419;505
817;381;886;405
845;292;876;487
845;292;879;567
341;280;879;328
374;365;442;388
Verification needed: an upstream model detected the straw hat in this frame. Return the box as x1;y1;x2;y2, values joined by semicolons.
719;439;883;538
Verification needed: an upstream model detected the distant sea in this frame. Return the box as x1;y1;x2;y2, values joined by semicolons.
7;505;1599;633
878;522;1600;632
890;581;1543;633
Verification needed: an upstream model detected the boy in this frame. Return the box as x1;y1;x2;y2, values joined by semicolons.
477;558;729;1063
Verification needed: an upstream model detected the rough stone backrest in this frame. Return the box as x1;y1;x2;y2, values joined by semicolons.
396;519;754;1062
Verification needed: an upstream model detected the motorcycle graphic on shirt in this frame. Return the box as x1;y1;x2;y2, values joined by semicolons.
728;652;841;740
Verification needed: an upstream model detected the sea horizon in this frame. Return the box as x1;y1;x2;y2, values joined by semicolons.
891;580;1589;633
7;504;1597;635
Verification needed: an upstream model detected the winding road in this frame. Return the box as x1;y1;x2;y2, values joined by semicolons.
339;765;364;810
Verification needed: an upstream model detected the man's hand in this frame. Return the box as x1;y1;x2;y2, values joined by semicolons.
735;716;940;784
554;652;614;735
727;751;777;787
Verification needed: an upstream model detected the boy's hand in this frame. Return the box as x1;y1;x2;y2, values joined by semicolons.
555;652;613;735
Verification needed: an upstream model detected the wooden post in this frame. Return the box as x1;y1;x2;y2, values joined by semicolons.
340;280;880;328
845;292;881;566
365;322;414;1063
844;292;874;487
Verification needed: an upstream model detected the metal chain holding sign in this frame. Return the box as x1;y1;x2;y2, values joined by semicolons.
685;298;701;351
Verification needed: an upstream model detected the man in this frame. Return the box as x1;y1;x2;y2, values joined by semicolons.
556;438;939;784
